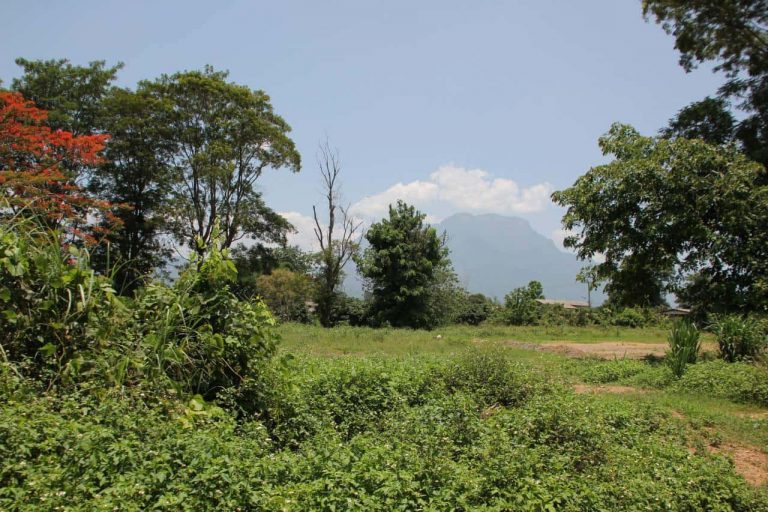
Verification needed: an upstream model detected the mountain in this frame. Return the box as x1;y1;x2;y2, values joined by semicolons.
343;212;602;304
435;213;601;303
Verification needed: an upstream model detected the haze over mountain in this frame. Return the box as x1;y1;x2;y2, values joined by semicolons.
344;212;603;304
436;213;602;303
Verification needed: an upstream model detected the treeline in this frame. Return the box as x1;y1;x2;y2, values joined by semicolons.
4;59;300;297
2;1;768;334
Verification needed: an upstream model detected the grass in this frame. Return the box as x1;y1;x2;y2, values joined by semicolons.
278;322;768;477
276;322;690;357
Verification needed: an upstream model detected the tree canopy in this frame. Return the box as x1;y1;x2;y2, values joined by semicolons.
552;123;768;313
357;200;452;329
141;66;301;253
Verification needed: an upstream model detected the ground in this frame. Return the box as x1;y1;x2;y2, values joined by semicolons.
278;323;768;490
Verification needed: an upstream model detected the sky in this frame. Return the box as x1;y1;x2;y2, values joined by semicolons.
1;0;726;251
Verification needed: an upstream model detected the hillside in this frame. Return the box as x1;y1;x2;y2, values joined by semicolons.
436;213;601;302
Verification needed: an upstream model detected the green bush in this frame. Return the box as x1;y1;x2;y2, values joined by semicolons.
329;293;370;326
439;348;549;407
667;320;701;377
674;360;768;406
2;356;766;511
714;315;767;362
0;215;126;386
453;293;495;325
575;359;648;384
131;236;278;398
612;307;646;328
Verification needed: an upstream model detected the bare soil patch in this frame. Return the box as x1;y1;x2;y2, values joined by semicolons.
710;443;768;487
506;340;717;360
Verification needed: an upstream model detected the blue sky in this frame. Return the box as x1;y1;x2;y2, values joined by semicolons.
1;0;725;250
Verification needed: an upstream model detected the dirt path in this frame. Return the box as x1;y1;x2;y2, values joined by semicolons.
505;340;718;360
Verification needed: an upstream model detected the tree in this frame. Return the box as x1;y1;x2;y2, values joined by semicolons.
644;1;768;169
89;88;174;293
576;265;601;308
231;244;317;299
312;140;361;327
642;1;768;81
356;200;451;329
454;292;496;325
552;123;768;313
256;268;315;322
10;59;170;292
0;91;114;244
12;58;122;136
501;281;544;326
661;97;737;145
142;67;301;253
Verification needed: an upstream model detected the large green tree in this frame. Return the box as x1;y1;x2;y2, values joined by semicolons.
356;201;452;329
89;88;175;293
11;59;173;293
552;123;768;313
644;0;768;169
142;66;301;253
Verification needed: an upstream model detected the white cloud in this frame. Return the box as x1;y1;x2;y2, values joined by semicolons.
350;165;552;220
281;165;555;253
280;211;321;251
350;180;439;218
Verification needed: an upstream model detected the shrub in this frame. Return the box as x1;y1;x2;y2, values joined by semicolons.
454;293;495;325
439;348;548;407
0;214;125;386
667;320;701;377
612;307;646;328
674;360;768;406
714;315;767;362
329;293;370;326
131;234;278;398
576;359;648;384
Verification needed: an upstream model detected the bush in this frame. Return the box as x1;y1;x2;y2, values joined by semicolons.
576;359;648;384
329;293;370;326
2;356;766;511
132;237;278;398
673;360;768;406
667;320;701;377
714;315;767;362
439;348;549;407
454;293;495;325
0;215;125;386
612;307;646;328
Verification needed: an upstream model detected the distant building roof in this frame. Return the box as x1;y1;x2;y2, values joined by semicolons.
663;307;691;316
535;299;590;309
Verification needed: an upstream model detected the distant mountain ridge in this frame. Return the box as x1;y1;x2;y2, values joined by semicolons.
435;213;601;303
343;212;602;304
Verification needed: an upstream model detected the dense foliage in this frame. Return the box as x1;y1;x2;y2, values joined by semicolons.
553;124;768;314
2;351;766;510
357;201;454;329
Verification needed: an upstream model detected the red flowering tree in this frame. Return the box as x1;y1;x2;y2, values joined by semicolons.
0;91;117;244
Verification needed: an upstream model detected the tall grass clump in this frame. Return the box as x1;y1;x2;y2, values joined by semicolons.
714;315;766;362
667;320;700;377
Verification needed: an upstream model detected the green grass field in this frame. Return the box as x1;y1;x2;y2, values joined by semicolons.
277;322;768;489
276;322;693;357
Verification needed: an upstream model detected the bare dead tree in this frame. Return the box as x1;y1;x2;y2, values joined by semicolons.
312;139;362;327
